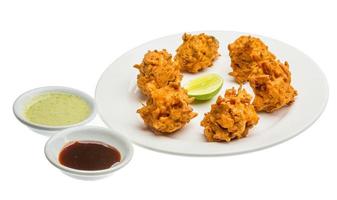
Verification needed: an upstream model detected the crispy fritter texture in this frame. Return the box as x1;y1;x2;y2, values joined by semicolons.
228;36;275;83
229;35;297;112
201;87;259;142
137;84;197;134
175;33;219;73
134;49;182;96
248;60;297;112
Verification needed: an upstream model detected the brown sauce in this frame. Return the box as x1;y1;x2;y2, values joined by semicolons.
59;141;121;171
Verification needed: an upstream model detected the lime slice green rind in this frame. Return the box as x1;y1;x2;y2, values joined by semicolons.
185;73;223;101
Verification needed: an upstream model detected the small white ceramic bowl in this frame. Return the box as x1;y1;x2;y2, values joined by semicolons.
13;86;96;136
44;126;133;180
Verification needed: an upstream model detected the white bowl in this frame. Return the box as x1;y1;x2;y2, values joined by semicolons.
13;86;97;136
44;126;133;180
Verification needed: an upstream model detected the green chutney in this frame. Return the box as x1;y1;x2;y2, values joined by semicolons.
25;92;91;126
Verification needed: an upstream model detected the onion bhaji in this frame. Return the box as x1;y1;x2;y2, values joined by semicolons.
228;35;276;83
228;35;297;112
175;33;219;73
134;49;182;96
201;87;259;142
248;59;297;112
137;83;197;134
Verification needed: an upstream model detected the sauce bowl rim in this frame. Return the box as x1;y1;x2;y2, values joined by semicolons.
13;86;97;130
44;126;134;176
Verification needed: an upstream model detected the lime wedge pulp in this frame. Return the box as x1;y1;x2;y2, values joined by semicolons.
185;73;224;101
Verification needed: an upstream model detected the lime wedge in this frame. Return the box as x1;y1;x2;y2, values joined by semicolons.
185;73;223;101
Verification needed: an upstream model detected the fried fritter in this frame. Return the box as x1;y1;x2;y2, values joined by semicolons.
248;59;297;112
228;36;275;83
134;49;182;96
137;83;197;134
175;33;219;73
201;87;259;142
229;35;297;112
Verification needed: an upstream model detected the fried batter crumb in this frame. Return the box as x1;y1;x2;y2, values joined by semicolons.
248;59;297;112
134;49;182;96
175;33;219;73
137;83;197;134
201;87;259;142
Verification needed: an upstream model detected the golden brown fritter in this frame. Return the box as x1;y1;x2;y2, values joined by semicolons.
228;35;297;112
228;36;275;83
137;83;197;134
134;49;182;96
201;87;259;142
248;59;297;112
175;33;219;73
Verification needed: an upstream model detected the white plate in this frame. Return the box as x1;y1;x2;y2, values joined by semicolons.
95;31;329;156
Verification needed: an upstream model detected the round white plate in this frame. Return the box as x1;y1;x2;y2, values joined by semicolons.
96;31;329;156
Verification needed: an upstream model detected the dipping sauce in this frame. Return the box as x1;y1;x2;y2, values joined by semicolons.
59;141;121;171
24;92;91;126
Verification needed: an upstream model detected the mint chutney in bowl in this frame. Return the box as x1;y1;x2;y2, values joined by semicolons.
13;86;96;136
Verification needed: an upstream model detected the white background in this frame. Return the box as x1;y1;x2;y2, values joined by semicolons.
1;0;336;199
